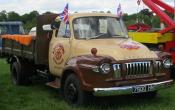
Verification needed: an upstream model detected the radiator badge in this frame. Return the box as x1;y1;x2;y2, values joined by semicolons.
120;41;140;50
53;44;65;64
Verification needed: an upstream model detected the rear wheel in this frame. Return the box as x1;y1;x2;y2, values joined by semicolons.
63;74;89;106
10;61;31;85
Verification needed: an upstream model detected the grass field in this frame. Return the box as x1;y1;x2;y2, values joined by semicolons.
0;59;175;110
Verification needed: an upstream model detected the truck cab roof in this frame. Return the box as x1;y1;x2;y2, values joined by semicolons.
0;21;25;35
55;12;119;21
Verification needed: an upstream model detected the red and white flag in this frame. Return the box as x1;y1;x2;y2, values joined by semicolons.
59;3;69;24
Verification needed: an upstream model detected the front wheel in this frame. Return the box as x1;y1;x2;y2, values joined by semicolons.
63;74;89;106
170;66;175;79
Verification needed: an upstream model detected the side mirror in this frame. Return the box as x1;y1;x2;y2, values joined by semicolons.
42;24;52;31
51;21;60;30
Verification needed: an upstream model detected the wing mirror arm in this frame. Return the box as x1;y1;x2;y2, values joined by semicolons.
42;21;60;31
51;21;61;30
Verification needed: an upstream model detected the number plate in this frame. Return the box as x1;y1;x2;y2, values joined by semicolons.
132;85;155;93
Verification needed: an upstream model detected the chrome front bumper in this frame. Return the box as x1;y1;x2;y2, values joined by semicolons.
93;80;173;96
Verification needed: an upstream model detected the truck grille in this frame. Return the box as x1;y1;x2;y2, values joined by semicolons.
155;61;162;73
125;61;152;78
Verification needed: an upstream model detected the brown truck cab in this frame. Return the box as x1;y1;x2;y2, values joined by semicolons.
1;13;173;105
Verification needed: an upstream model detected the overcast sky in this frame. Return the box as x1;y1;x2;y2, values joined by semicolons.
0;0;174;15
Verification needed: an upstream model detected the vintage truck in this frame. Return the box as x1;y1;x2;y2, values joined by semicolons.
0;13;174;105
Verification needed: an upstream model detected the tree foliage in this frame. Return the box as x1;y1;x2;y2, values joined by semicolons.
21;11;39;32
123;8;174;29
0;10;39;33
0;10;7;21
0;9;174;33
122;9;162;28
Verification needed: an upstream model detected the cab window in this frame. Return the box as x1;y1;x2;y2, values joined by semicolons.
73;17;128;39
58;22;70;38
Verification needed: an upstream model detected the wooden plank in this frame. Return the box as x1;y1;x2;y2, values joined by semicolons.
2;38;35;60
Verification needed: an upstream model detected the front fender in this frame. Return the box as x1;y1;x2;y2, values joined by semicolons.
154;51;174;79
62;55;115;91
154;51;172;60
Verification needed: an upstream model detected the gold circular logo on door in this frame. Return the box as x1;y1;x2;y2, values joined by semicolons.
53;44;65;64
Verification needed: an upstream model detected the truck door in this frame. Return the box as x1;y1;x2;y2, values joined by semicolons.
49;21;71;76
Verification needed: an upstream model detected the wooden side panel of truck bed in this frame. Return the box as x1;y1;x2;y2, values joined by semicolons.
1;14;58;65
2;38;35;60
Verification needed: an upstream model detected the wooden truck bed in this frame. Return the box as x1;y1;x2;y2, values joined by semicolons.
1;14;58;66
2;37;35;60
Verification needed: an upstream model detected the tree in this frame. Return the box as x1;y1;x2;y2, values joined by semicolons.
123;8;161;28
7;11;20;21
0;10;162;32
140;9;153;17
21;11;39;32
152;16;160;28
28;11;39;19
0;10;7;21
43;11;54;15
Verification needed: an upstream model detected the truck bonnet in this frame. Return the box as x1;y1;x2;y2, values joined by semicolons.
74;38;158;61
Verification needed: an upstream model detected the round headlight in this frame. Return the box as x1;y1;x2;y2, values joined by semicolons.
100;63;111;74
163;58;173;68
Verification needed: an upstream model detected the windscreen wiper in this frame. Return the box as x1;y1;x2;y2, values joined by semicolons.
112;34;128;38
87;33;106;39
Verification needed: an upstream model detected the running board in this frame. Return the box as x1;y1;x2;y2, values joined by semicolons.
46;78;61;89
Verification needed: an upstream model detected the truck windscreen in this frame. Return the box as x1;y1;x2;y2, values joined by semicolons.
0;24;24;35
73;16;128;39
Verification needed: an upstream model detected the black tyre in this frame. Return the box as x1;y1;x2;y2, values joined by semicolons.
170;66;175;79
10;61;30;85
63;74;89;106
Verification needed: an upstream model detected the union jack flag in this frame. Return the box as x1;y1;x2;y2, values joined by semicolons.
59;3;69;24
117;3;122;17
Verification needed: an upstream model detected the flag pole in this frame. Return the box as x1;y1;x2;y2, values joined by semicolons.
65;23;68;36
65;3;69;36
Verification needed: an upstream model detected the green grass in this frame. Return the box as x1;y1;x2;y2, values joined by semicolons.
0;59;175;110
